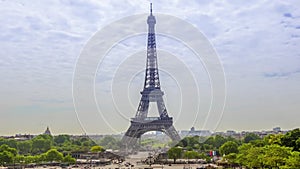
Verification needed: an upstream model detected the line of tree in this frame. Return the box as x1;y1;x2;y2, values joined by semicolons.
0;134;119;166
167;128;300;168
0;134;98;166
0;144;76;166
223;128;300;168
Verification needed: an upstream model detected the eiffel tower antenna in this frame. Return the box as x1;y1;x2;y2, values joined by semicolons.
150;3;153;15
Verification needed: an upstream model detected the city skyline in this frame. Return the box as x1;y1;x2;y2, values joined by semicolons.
0;125;290;137
0;0;300;135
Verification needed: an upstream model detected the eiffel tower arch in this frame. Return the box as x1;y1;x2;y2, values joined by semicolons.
121;3;181;149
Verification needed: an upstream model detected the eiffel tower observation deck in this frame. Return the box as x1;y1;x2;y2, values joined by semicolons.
121;3;181;150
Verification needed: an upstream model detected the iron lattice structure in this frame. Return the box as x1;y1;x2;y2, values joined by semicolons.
121;4;181;149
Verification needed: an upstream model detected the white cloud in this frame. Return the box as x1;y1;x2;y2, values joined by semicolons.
0;0;299;134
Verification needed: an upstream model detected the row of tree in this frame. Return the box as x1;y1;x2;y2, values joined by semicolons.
0;144;75;166
0;134;96;156
1;129;299;167
0;134;109;166
222;129;300;168
167;128;300;168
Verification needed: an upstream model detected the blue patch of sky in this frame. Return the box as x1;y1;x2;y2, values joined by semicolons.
264;70;300;78
283;12;293;18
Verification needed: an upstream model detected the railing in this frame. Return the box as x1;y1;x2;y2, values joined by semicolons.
131;117;172;122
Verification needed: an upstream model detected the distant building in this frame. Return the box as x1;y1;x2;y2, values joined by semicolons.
273;127;281;133
44;126;52;135
226;130;236;136
14;134;34;141
180;127;211;137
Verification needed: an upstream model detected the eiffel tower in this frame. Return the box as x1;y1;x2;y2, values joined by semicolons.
121;3;181;149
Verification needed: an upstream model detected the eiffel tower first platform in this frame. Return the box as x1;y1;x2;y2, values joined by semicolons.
121;3;181;149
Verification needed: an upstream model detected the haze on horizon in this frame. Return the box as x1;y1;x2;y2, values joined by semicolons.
0;0;299;136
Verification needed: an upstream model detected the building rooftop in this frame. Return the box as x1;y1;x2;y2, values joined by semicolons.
44;126;52;135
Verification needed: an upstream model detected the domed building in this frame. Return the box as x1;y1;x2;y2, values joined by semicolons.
44;126;52;135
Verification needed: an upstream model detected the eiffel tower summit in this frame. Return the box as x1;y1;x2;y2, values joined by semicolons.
121;3;181;149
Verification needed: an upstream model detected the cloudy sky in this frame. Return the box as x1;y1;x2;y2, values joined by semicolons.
0;0;299;135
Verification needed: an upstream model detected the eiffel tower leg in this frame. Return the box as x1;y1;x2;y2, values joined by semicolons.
121;124;142;150
135;98;149;119
157;97;168;118
121;134;139;149
165;125;181;142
